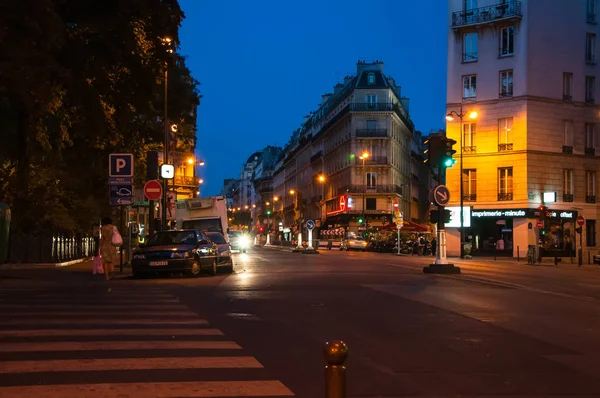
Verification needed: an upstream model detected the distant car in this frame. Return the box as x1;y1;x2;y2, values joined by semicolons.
340;237;368;251
131;229;232;278
228;231;251;253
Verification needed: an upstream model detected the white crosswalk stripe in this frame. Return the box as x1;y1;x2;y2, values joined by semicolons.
0;288;294;397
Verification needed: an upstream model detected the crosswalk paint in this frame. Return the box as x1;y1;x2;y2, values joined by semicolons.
8;310;198;317
0;356;264;373
0;304;188;311
4;318;209;325
0;340;242;352
0;380;294;397
0;328;224;337
5;299;181;304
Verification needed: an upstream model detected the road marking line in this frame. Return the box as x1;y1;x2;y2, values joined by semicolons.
8;299;181;304
0;380;294;397
0;340;241;352
3;319;209;326
0;328;223;337
8;310;197;317
0;304;189;311
37;294;176;299
0;356;263;373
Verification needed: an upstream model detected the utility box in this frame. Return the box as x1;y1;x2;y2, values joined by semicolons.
0;203;11;263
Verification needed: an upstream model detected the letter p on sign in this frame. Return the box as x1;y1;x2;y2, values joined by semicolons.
109;153;134;177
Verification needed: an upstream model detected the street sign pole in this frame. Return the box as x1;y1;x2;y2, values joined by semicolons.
305;220;316;252
577;215;584;266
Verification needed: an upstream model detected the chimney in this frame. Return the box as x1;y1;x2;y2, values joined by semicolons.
321;93;332;104
356;60;384;74
343;75;353;85
333;83;344;94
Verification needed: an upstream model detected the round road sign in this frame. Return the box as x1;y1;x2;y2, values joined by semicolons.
536;220;543;229
144;180;163;201
577;215;585;226
306;220;315;230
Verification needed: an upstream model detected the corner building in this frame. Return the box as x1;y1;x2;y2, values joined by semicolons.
445;0;600;258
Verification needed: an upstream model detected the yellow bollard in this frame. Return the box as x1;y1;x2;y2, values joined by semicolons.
324;340;348;398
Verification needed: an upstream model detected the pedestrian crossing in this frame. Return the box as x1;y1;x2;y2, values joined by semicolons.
0;287;294;397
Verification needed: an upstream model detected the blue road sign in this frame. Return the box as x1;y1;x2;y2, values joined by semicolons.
109;183;134;206
433;185;450;206
306;220;315;230
108;177;133;185
109;153;134;177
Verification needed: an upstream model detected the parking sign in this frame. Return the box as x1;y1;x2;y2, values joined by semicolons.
109;153;134;177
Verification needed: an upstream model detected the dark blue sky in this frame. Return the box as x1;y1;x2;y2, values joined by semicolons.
178;0;448;196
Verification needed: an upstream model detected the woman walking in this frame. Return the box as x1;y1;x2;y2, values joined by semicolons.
100;217;119;280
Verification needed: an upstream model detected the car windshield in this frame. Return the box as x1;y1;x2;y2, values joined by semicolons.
146;231;198;247
206;232;226;244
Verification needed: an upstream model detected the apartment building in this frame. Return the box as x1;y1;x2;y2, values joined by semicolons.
272;60;426;239
445;0;600;258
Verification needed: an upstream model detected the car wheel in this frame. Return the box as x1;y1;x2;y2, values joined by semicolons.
210;259;217;276
189;262;201;277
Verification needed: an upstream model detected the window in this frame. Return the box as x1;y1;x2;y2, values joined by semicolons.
564;121;574;153
563;169;574;202
500;70;513;97
366;172;377;187
463;122;476;152
367;72;375;85
463;75;477;98
586;123;596;150
586;33;596;63
498;117;513;150
498;167;513;200
500;26;515;57
589;0;597;23
463;33;478;62
366;120;377;130
462;169;477;201
586;220;596;247
464;0;477;11
586;76;596;103
586;171;596;202
366;198;377;210
563;73;573;99
366;94;377;107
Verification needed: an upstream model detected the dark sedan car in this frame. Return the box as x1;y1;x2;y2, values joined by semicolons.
132;229;232;278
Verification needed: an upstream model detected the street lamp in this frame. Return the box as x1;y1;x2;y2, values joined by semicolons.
358;151;370;233
161;36;174;230
446;105;478;258
317;174;326;220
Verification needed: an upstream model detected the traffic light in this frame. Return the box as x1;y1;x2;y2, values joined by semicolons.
536;205;548;218
358;218;364;224
424;136;443;166
266;210;271;215
429;210;439;223
576;227;582;234
442;209;452;223
441;138;457;168
259;226;264;233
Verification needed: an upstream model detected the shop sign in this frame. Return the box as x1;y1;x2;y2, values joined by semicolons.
444;206;471;228
471;209;527;218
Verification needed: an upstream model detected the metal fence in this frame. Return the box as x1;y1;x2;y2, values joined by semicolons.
7;234;97;264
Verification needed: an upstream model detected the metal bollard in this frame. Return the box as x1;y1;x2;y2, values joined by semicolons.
517;246;520;262
324;340;348;398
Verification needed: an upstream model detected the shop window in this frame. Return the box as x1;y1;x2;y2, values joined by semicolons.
586;220;596;246
366;198;377;211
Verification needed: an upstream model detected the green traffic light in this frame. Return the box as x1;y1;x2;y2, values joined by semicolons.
266;211;271;215
444;158;453;167
358;218;363;223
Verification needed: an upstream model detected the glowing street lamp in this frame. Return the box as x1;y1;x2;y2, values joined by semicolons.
358;151;370;231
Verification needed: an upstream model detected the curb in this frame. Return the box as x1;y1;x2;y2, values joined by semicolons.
0;257;93;270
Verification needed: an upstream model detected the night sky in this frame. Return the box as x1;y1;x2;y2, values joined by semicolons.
178;0;448;196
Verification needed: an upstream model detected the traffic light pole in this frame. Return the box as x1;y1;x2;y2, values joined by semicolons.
434;205;448;265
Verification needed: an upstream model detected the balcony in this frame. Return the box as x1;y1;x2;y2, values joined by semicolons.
355;128;388;138
498;193;513;201
498;143;513;152
585;147;596;156
463;146;477;154
338;185;404;195
452;1;522;28
310;151;323;163
356;156;388;165
563;193;574;202
463;194;476;201
586;195;596;204
174;176;196;186
562;145;573;154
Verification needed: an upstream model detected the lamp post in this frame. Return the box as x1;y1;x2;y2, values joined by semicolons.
161;37;173;230
358;151;370;234
188;157;205;198
290;189;302;249
446;106;478;258
318;174;326;220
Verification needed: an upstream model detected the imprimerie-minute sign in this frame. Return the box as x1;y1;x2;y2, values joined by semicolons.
471;208;575;219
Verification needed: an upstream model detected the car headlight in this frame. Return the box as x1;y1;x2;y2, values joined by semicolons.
171;251;190;258
133;254;145;260
238;236;250;248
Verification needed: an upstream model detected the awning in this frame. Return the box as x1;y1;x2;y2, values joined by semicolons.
378;221;432;233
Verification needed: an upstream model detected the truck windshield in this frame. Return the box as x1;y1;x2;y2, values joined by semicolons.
181;218;223;235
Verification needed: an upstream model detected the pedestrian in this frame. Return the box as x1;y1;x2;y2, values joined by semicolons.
100;217;120;281
431;237;437;257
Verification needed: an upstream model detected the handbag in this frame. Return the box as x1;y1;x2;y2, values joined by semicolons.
93;255;104;274
112;226;123;246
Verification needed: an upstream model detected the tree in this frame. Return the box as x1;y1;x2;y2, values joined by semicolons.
0;0;200;234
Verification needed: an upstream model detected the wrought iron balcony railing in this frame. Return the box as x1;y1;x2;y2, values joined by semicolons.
585;147;596;156
355;128;388;138
174;176;196;186
498;192;513;201
562;145;573;154
586;195;596;204
452;1;522;27
463;146;477;154
563;193;574;202
498;143;513;152
463;194;476;201
356;156;388;165
338;184;404;195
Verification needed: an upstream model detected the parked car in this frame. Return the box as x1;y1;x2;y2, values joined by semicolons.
593;252;600;265
131;229;232;278
340;237;368;251
205;232;234;268
228;230;251;253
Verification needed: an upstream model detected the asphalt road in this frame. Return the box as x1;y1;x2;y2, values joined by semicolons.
1;247;600;397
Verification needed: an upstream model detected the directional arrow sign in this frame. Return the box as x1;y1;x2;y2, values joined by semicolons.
433;185;450;207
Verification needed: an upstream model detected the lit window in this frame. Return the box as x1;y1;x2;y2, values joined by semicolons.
498;117;513;149
462;122;476;152
498;167;513;200
500;26;515;57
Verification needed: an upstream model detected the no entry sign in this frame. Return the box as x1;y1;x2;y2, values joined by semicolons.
144;180;163;201
536;220;543;229
577;215;585;226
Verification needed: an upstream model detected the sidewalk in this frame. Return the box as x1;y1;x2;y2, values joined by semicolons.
0;257;93;270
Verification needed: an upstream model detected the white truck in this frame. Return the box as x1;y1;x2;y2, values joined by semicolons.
175;196;229;241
